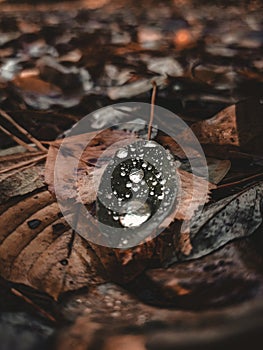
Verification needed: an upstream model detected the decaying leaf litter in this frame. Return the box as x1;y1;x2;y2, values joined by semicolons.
0;1;263;350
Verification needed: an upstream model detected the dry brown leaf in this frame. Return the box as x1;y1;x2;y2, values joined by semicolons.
0;188;107;300
191;99;263;156
45;128;137;200
13;75;62;96
44;128;215;283
191;104;239;146
0;149;46;204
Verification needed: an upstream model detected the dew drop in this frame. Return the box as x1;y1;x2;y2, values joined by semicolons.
120;171;126;176
129;168;144;183
126;182;132;188
113;215;119;221
132;183;140;192
120;202;151;227
27;219;42;229
116;148;128;159
145;141;157;147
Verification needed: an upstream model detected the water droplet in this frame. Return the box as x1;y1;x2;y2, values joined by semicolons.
60;259;68;266
113;215;119;221
145;141;157;147
150;191;154;195
120;202;151;227
116;148;128;159
160;179;166;185
142;162;147;168
120;171;126;176
147;165;152;170
132;183;140;192
126;182;132;188
27;219;42;229
129;168;144;183
152;181;157;186
52;223;66;234
125;193;131;198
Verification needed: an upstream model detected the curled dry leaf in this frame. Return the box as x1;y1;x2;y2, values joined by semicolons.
191;98;263;156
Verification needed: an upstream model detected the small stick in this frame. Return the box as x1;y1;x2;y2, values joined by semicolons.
0;154;47;174
0;109;48;153
10;287;56;323
217;172;263;189
147;80;157;141
0;124;36;152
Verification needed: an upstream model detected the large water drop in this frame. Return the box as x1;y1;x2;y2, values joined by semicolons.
120;201;151;228
129;168;144;184
116;148;128;159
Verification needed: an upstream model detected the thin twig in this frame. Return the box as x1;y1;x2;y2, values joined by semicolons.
0;154;47;174
0;124;36;152
0;109;48;153
217;172;263;189
147;80;157;141
10;288;56;323
0;151;44;163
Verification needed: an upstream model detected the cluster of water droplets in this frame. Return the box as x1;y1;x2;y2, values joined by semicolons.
96;139;180;247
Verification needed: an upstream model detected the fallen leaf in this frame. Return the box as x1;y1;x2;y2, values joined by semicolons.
191;98;263;156
0;188;107;300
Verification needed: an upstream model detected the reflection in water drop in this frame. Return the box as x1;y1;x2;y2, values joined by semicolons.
145;140;157;147
120;201;151;228
132;183;140;192
129;168;144;183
